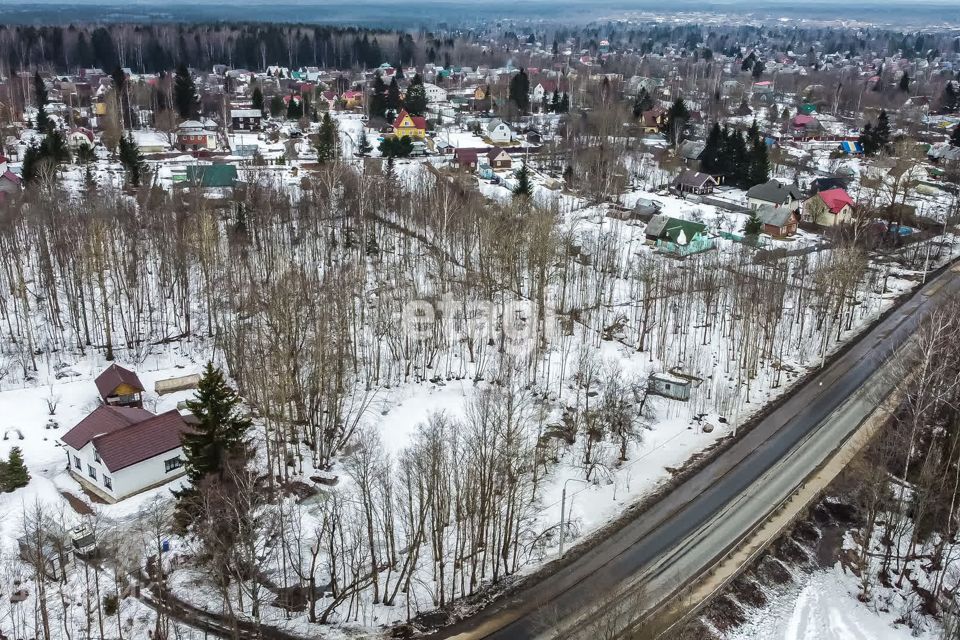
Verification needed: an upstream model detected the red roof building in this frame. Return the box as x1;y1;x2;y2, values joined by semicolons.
94;363;145;407
60;405;192;502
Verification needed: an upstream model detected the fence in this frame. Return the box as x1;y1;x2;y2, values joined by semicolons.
656;237;715;257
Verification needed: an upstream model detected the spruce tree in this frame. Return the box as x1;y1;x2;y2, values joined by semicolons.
118;133;145;187
251;86;264;113
513;161;534;199
749;139;770;185
899;72;910;93
180;362;251;488
315;112;339;163
270;95;285;118
357;132;373;156
386;77;403;114
370;73;388;119
744;210;763;237
173;63;198;120
286;95;303;119
951;125;960;148
551;89;561;113
1;447;30;492
664;97;690;146
404;73;428;116
701;122;723;174
508;68;531;113
34;72;52;133
632;87;653;118
559;93;570;113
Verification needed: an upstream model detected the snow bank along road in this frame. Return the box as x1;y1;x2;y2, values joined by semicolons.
436;263;960;640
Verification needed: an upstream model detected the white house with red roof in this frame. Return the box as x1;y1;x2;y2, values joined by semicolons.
803;188;856;227
60;405;192;502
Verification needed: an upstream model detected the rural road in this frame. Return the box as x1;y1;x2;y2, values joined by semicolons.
435;263;960;640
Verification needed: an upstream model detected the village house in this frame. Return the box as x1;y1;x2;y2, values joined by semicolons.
60;405;192;502
747;179;802;212
392;109;427;138
645;214;709;247
423;83;448;104
230;108;262;132
95;363;145;408
671;169;718;196
66;127;95;151
0;157;22;203
485;119;512;144
640;108;666;134
755;205;799;238
486;148;512;170
131;130;172;154
177;119;217;151
803;188;855;226
342;90;364;108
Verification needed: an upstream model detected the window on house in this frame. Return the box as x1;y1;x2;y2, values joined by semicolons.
93;450;101;464
73;455;81;470
87;465;97;480
103;476;112;490
164;456;184;473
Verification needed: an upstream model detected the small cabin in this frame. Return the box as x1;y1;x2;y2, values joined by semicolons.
94;363;145;408
647;372;692;401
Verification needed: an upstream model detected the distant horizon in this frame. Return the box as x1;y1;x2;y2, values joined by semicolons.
2;0;959;29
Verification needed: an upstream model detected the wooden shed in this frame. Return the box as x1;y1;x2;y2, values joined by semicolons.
647;372;693;401
95;363;145;408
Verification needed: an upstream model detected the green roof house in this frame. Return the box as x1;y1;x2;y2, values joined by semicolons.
186;164;238;189
645;214;713;256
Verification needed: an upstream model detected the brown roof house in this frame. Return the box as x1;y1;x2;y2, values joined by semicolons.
671;170;718;196
60;405;191;502
95;363;145;408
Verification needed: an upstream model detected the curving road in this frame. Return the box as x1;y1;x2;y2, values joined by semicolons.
436;263;960;640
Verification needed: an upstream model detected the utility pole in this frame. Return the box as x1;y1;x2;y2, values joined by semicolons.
558;478;588;557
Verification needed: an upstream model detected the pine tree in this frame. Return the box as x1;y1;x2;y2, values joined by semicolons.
315;112;339;163
1;447;30;492
270;95;285;118
34;72;52;133
899;71;910;93
404;73;428;116
370;73;388;119
286;95;303;119
729;130;750;185
749;138;770;185
701;122;723;174
513;161;534;199
744;210;763;236
508;68;531;112
386;77;403;115
118;133;145;186
20;145;42;184
173;63;198;120
180;362;251;487
251;86;264;113
664;97;690;146
951;125;960;147
632;87;653;118
943;82;959;113
357;131;373;156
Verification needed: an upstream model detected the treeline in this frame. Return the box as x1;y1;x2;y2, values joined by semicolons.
0;23;436;74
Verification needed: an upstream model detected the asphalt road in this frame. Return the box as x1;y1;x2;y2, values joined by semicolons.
437;263;960;640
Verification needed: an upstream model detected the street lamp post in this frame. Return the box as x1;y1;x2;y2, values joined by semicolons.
559;477;589;557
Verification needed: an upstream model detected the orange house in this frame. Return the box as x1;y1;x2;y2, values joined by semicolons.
392;109;427;138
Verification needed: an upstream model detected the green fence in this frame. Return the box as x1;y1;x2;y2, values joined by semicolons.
656;237;715;256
